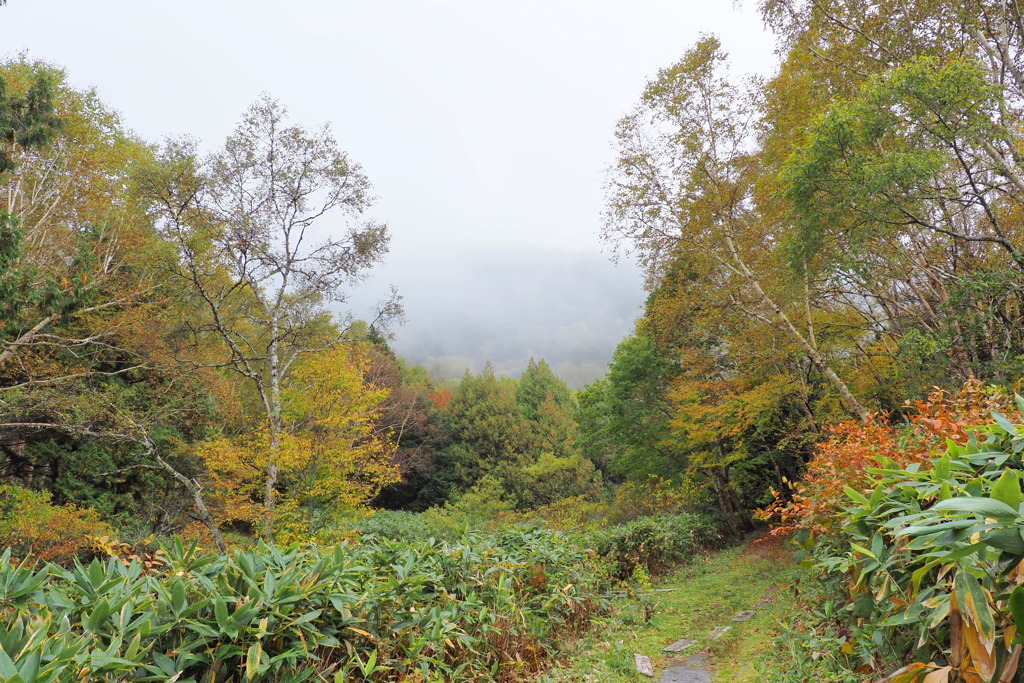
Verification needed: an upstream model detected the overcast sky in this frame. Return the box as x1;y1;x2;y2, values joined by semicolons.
3;0;778;387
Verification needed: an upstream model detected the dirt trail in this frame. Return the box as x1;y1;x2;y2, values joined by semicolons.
652;537;788;682
558;534;794;682
654;586;777;682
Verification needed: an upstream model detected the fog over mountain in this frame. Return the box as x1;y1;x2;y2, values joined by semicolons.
348;245;645;388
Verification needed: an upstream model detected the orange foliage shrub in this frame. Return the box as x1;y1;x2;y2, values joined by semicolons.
0;484;114;563
91;535;168;573
758;380;1019;535
430;388;453;410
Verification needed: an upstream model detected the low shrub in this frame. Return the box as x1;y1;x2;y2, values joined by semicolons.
427;475;516;533
586;512;726;579
508;453;602;510
758;380;1019;537
603;478;700;525
0;525;604;682
497;495;609;532
355;509;456;543
0;484;114;564
765;399;1024;681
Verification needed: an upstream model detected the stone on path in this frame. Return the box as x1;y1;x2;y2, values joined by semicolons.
753;586;779;609
663;638;698;653
658;655;713;683
707;625;731;640
657;665;712;683
732;610;756;622
635;653;655;677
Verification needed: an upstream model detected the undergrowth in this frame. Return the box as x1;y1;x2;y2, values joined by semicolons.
0;525;602;682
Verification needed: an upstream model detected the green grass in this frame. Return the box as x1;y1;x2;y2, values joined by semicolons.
541;533;799;682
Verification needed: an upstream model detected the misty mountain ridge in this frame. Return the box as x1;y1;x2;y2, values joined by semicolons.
347;245;645;388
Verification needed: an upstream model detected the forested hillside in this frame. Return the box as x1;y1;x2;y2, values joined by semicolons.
6;0;1024;680
598;1;1024;528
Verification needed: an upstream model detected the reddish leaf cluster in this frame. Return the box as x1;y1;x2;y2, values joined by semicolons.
430;389;453;410
758;380;1019;536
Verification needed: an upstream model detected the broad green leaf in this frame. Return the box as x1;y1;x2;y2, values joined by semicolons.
899;519;980;536
991;470;1023;509
85;599;112;632
15;650;39;683
915;541;988;568
1011;585;1024;644
869;485;887;507
0;650;21;683
965;478;986;497
152;652;177;676
979;528;1024;555
844;486;869;506
850;543;877;560
87;560;104;590
170;579;186;615
931;497;1019;520
870;532;884;555
213;598;229;631
360;648;379;676
291;609;323;625
912;563;938;593
245;643;263;679
853;594;874;617
992;410;1019;436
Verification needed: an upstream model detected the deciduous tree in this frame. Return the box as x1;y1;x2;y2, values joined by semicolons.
140;95;399;537
604;36;871;422
201;344;399;540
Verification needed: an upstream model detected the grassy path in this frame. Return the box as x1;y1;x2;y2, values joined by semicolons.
541;534;799;682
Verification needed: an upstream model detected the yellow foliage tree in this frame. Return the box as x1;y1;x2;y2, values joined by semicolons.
199;343;399;542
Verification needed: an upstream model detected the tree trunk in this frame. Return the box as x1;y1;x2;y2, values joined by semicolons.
263;318;282;540
154;453;227;555
711;452;742;536
724;234;872;423
713;453;753;533
713;481;740;537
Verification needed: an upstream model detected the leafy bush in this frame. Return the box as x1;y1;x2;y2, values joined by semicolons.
759;381;1019;537
425;474;516;532
494;478;726;538
770;398;1024;681
0;526;603;682
497;495;609;532
603;478;707;525
359;479;520;545
0;484;114;563
507;453;602;510
355;509;456;543
586;512;726;579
